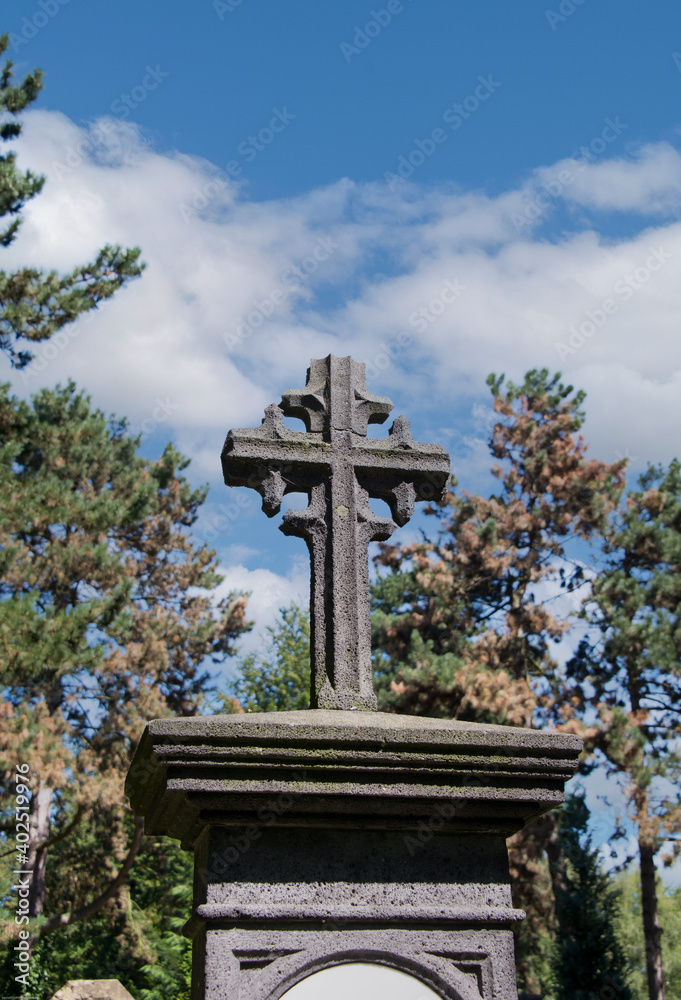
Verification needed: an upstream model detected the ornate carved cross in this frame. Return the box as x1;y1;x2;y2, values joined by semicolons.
221;355;450;710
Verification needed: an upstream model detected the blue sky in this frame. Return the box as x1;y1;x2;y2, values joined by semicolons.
12;0;681;198
6;0;680;622
3;0;681;906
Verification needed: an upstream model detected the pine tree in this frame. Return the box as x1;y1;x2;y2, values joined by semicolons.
0;34;143;369
372;368;626;723
0;382;251;997
226;604;310;712
0;34;226;1000
549;792;632;1000
565;459;681;1000
613;869;681;1000
370;368;628;993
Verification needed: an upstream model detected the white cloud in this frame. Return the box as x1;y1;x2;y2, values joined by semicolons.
214;559;309;658
6;110;681;892
547;142;681;214
4;110;681;484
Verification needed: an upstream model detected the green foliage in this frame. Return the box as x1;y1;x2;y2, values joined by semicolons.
0;833;193;1000
0;382;250;994
564;458;681;996
0;35;43;248
132;838;193;1000
568;457;681;807
486;367;586;420
370;370;629;995
510;828;556;997
0;34;144;368
548;792;632;1000
0;34;225;999
613;870;681;1000
371;367;626;725
226;604;310;712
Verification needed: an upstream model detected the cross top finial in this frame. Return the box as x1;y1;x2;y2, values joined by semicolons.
222;355;451;711
281;356;393;435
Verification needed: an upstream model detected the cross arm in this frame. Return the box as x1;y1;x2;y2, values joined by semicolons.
353;416;451;525
221;403;330;516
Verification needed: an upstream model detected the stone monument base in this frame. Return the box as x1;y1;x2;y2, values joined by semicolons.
126;710;581;1000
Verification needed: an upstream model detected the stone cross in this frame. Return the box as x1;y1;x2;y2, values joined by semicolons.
221;355;450;710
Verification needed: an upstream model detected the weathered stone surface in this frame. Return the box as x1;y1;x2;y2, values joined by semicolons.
51;982;135;1000
127;709;582;847
125;357;583;1000
126;710;582;1000
221;355;450;711
199;925;516;1000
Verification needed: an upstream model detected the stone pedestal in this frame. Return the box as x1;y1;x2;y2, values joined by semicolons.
126;710;581;1000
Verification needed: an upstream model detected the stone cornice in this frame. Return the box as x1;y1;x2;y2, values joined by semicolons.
126;710;582;847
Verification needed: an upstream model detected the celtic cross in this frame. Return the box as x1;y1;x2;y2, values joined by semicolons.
221;355;450;710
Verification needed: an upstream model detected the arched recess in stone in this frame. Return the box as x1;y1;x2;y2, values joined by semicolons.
252;947;486;1000
281;962;442;998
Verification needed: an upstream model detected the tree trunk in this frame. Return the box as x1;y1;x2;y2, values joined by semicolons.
40;816;144;934
26;778;52;919
541;810;567;900
640;837;665;1000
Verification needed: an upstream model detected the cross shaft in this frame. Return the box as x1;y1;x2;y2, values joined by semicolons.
221;355;450;710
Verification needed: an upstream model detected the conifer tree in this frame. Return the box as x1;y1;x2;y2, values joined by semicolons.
0;382;250;997
226;604;310;712
565;459;681;1000
0;34;143;369
549;792;632;1000
371;368;626;724
370;368;627;992
614;869;681;1000
0;32;225;1000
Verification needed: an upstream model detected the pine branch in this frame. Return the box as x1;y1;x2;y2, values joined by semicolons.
37;805;85;852
0;245;145;368
37;816;144;936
